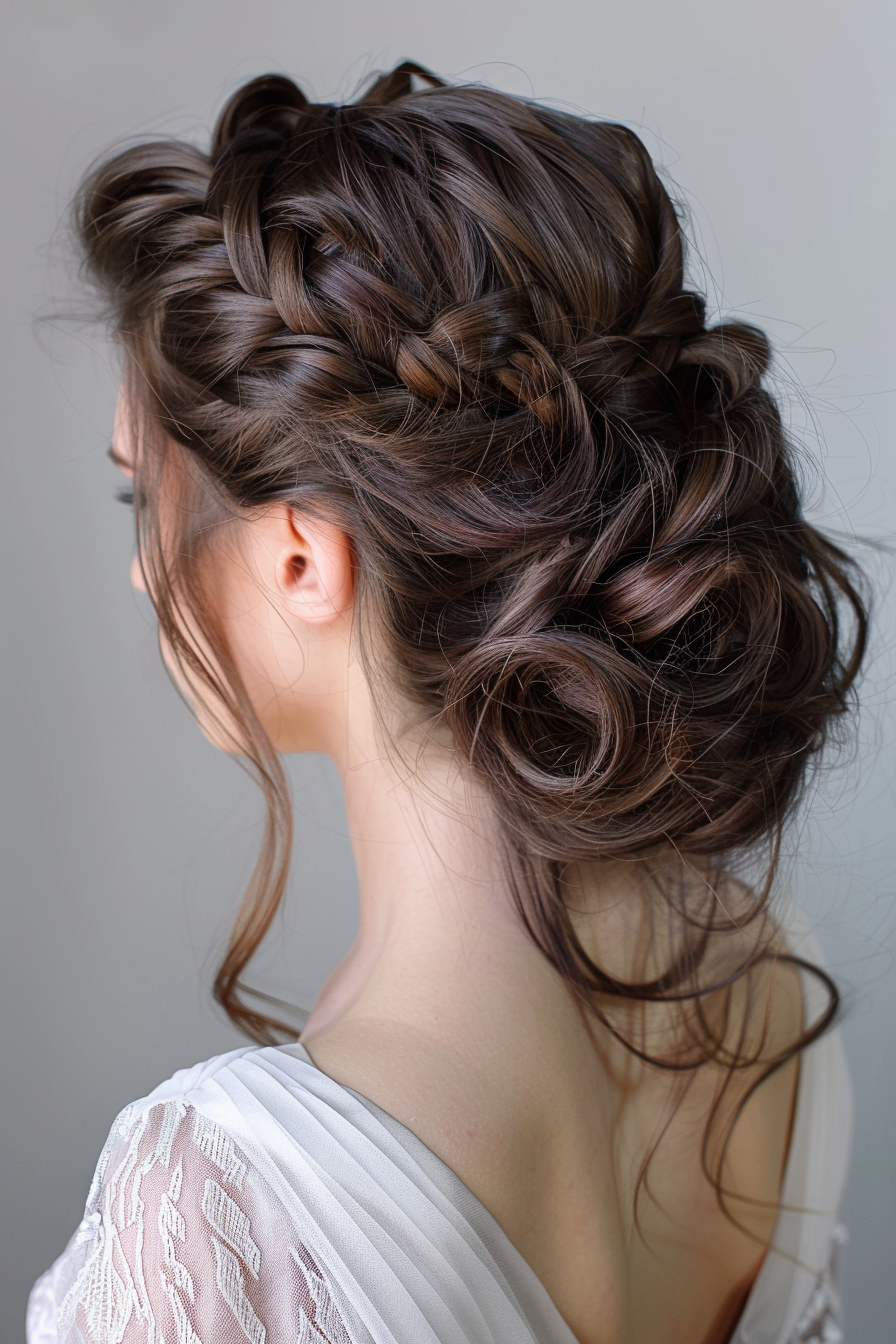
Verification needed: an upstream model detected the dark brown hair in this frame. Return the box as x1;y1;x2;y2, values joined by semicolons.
74;61;867;1220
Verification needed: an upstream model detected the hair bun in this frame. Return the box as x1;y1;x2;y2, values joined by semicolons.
75;64;868;1053
676;321;771;405
211;75;309;157
444;626;658;857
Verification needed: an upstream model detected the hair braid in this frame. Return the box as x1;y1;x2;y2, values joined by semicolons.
74;68;867;1242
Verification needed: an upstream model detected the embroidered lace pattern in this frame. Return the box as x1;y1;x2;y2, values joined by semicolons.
32;1097;368;1344
26;1075;850;1344
29;915;851;1343
787;1225;848;1344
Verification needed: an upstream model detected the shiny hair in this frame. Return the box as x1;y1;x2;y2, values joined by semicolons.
74;61;867;1221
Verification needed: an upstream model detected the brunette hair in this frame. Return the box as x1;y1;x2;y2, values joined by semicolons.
74;61;866;1218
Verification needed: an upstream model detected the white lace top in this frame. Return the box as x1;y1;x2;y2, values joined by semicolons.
26;919;852;1344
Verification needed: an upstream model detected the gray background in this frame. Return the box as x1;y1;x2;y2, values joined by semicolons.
2;0;894;1338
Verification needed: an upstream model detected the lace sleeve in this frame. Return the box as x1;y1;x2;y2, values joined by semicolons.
788;1224;848;1344
27;1097;371;1344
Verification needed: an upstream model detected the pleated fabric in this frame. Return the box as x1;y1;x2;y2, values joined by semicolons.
27;908;850;1344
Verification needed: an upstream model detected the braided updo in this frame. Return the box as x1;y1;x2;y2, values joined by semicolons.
76;63;866;1064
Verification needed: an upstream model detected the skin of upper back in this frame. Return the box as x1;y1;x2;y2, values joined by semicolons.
299;869;804;1344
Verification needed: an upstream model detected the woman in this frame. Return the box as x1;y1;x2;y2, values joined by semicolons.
27;61;866;1344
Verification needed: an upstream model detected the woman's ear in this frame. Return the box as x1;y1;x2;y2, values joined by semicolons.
268;505;354;625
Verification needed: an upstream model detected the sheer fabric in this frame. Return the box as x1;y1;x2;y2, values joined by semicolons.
25;1089;373;1344
27;913;851;1344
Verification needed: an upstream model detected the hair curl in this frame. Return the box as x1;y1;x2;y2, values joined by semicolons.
75;60;867;1225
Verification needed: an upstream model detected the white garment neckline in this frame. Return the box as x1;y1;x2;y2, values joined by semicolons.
289;916;849;1344
25;908;849;1344
287;1035;793;1344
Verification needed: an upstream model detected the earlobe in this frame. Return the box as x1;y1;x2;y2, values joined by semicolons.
277;508;354;625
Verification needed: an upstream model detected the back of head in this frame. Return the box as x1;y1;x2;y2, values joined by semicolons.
75;62;866;1097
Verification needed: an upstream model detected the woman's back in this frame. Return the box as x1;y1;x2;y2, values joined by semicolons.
28;909;847;1344
297;887;807;1344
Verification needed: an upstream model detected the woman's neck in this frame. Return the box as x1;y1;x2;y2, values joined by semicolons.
304;706;536;1034
300;693;657;1092
298;673;727;1079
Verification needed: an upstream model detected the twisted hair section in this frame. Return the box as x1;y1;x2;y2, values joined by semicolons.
76;62;867;1215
